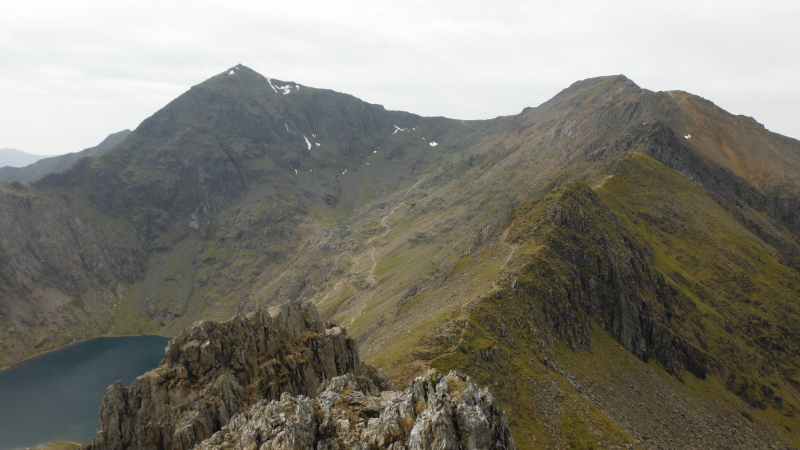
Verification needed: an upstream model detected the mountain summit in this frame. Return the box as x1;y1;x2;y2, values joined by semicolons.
1;66;800;448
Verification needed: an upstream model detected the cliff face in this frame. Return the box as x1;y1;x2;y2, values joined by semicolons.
505;182;707;379
87;301;515;450
89;301;362;450
0;182;146;367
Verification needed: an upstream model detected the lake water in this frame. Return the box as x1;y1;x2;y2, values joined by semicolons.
0;335;170;450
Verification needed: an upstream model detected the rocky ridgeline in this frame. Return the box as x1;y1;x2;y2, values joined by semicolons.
196;371;515;450
88;301;360;449
87;301;515;449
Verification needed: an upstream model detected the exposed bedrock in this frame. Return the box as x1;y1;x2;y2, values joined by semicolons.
87;301;515;450
88;301;361;450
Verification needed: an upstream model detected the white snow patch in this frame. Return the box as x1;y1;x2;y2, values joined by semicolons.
285;123;289;132
228;70;235;75
266;77;278;93
685;134;691;139
266;77;294;95
304;135;312;150
315;143;320;147
296;85;300;90
294;169;298;174
393;125;407;134
366;162;369;165
373;150;377;154
342;170;347;175
276;84;293;95
429;141;438;147
312;134;316;138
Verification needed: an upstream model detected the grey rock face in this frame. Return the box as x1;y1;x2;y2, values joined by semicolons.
196;370;516;450
506;182;709;380
88;301;361;450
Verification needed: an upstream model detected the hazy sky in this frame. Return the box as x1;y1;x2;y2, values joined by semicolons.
2;0;798;155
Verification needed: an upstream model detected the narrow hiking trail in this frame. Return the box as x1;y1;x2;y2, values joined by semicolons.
349;175;431;324
317;175;431;320
500;218;519;267
367;206;399;286
461;120;489;138
491;218;519;292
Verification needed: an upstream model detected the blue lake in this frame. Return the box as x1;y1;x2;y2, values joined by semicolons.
0;335;170;449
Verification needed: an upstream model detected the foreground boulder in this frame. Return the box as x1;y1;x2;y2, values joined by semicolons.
196;371;516;450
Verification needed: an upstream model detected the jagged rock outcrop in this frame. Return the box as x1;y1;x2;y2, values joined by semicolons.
87;301;515;450
88;301;362;450
196;370;516;450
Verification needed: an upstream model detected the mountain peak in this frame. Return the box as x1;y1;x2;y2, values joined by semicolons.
196;64;303;98
538;74;641;110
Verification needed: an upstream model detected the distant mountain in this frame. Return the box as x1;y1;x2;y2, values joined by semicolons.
0;148;53;168
0;130;131;182
2;65;800;448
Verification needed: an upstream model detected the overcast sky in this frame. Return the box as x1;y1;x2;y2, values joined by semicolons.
2;0;798;155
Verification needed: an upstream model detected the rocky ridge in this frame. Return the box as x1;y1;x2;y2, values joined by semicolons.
89;301;361;449
87;301;515;449
505;182;708;378
197;371;515;450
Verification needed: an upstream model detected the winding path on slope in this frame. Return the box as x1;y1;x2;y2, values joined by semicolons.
367;207;399;286
500;218;519;267
350;175;431;323
491;218;520;293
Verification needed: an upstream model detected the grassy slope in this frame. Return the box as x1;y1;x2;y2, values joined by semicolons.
429;153;800;448
597;153;800;443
